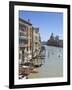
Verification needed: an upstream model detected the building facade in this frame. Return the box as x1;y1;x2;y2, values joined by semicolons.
19;18;32;64
32;27;41;57
19;18;41;64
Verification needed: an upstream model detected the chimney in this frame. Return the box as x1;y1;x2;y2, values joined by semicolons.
28;19;31;23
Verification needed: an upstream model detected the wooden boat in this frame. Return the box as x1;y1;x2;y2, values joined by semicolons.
30;68;38;73
34;64;42;67
19;65;30;76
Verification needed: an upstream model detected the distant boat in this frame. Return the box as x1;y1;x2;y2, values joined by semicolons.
41;46;46;51
41;49;46;57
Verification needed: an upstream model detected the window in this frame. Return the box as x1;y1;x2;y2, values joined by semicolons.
19;39;28;45
35;28;39;33
27;47;28;51
30;28;32;37
35;36;37;40
19;53;21;59
19;24;28;33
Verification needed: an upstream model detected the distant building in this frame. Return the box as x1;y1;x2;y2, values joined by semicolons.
50;33;54;41
58;40;63;47
55;36;59;41
47;33;63;47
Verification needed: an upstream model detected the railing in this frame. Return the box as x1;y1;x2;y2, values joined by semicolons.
19;36;27;40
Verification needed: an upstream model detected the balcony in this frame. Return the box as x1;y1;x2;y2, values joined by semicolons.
19;36;28;40
19;44;28;49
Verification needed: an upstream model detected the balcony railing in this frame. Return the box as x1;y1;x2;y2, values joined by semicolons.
19;44;28;48
19;36;28;40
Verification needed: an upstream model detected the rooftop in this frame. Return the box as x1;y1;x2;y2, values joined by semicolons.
19;18;32;26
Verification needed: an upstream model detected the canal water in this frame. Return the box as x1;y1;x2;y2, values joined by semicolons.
28;45;63;79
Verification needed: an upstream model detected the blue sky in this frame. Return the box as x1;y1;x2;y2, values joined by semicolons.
19;11;63;41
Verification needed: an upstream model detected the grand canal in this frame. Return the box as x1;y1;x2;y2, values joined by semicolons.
28;45;63;78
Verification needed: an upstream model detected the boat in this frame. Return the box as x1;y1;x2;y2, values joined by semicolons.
19;65;30;76
34;63;42;67
30;68;38;73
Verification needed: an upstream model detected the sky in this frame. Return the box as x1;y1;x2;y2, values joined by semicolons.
19;11;63;41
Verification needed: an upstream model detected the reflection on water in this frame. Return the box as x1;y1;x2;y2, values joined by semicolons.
28;45;63;78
